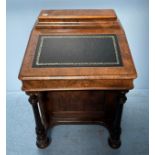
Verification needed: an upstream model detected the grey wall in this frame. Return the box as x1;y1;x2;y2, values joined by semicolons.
6;0;148;92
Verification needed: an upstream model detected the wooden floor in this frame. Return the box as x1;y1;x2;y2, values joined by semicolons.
6;90;148;155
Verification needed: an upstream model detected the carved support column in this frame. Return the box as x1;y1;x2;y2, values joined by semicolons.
108;91;128;149
27;92;50;148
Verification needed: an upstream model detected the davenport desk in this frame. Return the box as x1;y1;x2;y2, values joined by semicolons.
18;9;137;149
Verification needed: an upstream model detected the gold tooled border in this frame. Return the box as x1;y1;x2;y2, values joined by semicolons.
35;35;120;66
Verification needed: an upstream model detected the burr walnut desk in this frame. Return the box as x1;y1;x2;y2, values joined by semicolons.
18;9;137;149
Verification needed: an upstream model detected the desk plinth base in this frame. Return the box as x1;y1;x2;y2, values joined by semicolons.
27;90;128;149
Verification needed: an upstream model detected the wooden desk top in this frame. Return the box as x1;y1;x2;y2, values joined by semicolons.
18;9;137;91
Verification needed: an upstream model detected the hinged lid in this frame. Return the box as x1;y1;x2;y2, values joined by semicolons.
19;9;137;91
39;9;117;21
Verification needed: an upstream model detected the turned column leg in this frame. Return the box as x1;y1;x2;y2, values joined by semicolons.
108;91;128;149
28;93;50;148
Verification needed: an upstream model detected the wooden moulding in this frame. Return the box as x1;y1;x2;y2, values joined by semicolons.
21;79;133;91
36;9;118;29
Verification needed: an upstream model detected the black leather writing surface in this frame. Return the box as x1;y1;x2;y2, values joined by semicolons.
32;35;122;68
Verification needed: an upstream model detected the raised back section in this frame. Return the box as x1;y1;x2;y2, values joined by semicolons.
36;9;119;29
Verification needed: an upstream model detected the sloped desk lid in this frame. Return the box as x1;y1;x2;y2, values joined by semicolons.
19;9;137;91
